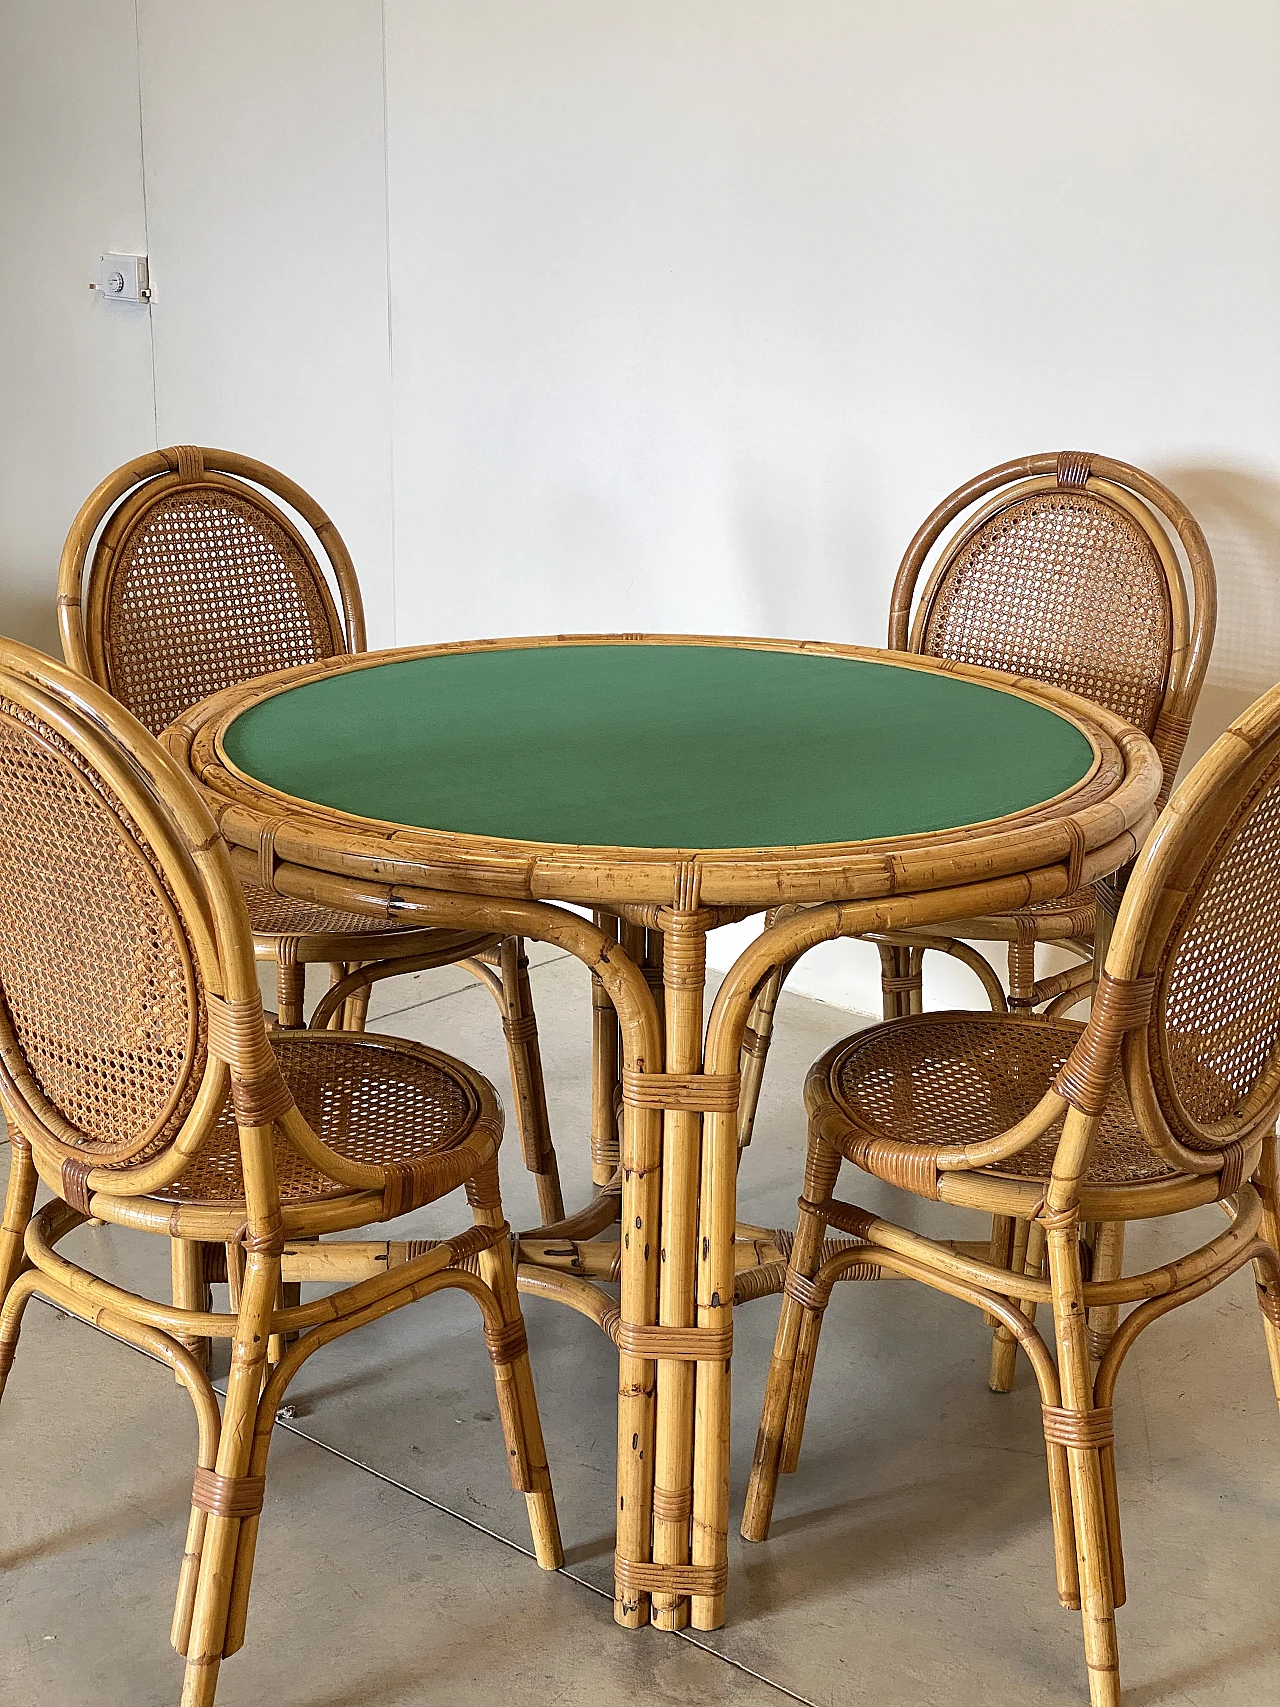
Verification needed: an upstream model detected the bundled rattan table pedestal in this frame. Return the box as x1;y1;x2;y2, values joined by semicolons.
168;634;1162;1630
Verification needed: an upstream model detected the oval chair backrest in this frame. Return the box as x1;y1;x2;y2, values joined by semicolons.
891;453;1216;797
1110;681;1280;1175
59;446;364;737
0;640;241;1200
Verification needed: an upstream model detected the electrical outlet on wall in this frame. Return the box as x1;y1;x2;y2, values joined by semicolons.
91;253;150;304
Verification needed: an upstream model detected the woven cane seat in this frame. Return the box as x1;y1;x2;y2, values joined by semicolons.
974;886;1098;942
827;1013;1178;1186
241;882;424;943
154;1033;481;1205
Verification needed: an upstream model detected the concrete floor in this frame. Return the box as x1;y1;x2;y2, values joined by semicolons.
2;946;1278;1706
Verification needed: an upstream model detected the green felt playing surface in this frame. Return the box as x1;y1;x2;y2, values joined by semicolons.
220;644;1096;851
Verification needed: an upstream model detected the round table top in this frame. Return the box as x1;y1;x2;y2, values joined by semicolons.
172;635;1162;910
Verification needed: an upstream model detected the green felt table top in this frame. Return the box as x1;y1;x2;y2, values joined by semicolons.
219;643;1097;852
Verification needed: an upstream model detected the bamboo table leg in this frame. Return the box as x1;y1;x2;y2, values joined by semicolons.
650;905;708;1628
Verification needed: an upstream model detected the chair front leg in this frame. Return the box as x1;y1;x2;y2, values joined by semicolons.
0;1135;37;1310
339;961;372;1032
180;1248;279;1707
741;1131;842;1542
468;1157;562;1567
1045;1202;1122;1707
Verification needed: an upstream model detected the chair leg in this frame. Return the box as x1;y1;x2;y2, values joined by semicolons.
1008;937;1037;1009
1046;1212;1122;1707
741;1133;842;1542
340;961;372;1032
275;950;305;1029
590;911;622;1188
180;1251;279;1707
469;1158;562;1567
877;942;922;1021
738;961;792;1152
171;1238;212;1375
498;938;563;1226
0;1137;37;1307
1086;1222;1126;1362
989;1217;1045;1392
1253;1134;1280;1409
0;1139;38;1401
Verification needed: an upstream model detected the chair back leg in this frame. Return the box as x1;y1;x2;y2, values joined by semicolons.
498;938;564;1225
741;1132;842;1541
989;1216;1045;1392
1253;1135;1280;1410
1044;1212;1122;1707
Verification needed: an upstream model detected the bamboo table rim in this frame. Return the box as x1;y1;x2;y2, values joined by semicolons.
165;633;1163;1631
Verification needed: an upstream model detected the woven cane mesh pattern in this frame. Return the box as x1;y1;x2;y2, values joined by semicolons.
103;486;340;735
1151;754;1280;1147
158;1035;478;1203
242;883;412;940
921;490;1172;734
0;698;205;1161
830;1015;1176;1185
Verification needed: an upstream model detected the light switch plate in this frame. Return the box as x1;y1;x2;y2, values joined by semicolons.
95;253;150;303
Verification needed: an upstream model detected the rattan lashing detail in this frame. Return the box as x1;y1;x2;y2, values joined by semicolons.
1055;451;1093;489
1041;1404;1115;1450
1053;973;1157;1116
621;1069;740;1113
612;1320;734;1362
60;1156;94;1215
191;1467;266;1520
205;994;294;1128
482;1315;529;1366
613;1554;728;1597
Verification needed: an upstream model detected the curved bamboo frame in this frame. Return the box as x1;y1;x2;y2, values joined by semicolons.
739;681;1280;1707
0;639;562;1707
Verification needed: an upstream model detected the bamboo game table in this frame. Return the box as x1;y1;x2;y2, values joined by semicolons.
168;634;1162;1633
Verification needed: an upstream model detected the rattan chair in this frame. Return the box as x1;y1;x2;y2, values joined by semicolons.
0;638;561;1706
742;681;1280;1707
57;445;562;1233
735;451;1216;1388
739;450;1216;1094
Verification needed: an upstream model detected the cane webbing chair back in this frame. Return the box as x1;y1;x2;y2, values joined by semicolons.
58;446;364;738
891;452;1216;797
0;641;231;1192
1113;684;1280;1174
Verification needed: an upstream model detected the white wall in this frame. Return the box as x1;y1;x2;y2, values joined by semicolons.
3;3;1278;1013
383;0;1280;1008
0;0;154;656
137;0;396;645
